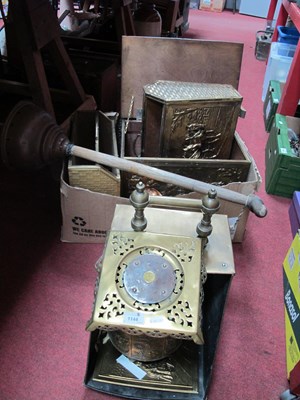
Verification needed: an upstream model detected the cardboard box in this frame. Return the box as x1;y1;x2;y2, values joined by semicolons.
60;173;129;243
60;36;255;244
200;0;226;12
177;133;261;242
212;0;226;11
283;233;300;382
60;132;261;244
199;0;213;11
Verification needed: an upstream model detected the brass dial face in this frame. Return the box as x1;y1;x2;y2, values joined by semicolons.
123;252;177;304
115;245;184;310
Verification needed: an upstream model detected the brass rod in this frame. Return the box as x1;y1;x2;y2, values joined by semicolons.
149;195;202;210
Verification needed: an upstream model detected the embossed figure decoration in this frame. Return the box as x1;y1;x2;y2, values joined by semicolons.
183;122;221;159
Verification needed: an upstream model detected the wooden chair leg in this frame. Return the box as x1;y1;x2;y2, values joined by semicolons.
45;37;86;107
8;0;87;119
115;4;136;38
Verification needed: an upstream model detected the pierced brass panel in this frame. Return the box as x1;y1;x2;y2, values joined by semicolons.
87;230;204;344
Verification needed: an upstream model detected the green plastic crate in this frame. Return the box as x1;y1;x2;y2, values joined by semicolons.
265;114;300;197
263;80;283;132
263;82;300;133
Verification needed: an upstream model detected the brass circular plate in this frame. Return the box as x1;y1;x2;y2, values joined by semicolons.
123;253;176;303
116;246;184;310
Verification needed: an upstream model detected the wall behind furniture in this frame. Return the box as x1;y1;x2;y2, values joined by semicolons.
239;0;271;18
225;0;241;11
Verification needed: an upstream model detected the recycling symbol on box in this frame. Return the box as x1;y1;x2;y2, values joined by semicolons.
72;216;86;227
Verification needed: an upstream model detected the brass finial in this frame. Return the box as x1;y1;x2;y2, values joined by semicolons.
196;189;220;246
130;181;149;231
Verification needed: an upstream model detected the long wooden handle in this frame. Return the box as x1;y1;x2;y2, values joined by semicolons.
71;145;267;218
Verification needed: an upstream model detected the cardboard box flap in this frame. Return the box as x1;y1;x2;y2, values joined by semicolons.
121;36;243;118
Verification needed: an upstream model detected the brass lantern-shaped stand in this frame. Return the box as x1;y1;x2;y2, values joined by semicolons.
85;183;235;399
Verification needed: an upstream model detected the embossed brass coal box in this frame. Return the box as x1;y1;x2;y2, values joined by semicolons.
142;81;243;159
